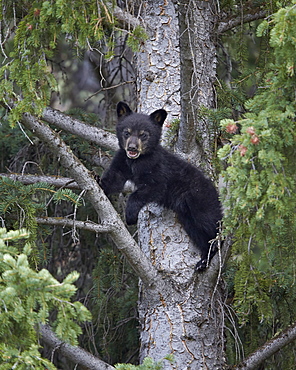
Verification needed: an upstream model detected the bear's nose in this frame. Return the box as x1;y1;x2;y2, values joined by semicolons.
127;142;137;150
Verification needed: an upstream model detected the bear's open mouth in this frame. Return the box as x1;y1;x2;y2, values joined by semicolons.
127;150;140;159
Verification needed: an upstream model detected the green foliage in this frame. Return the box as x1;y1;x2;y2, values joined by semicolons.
219;1;296;327
0;110;30;169
0;176;81;239
0;175;82;268
0;227;91;369
115;355;174;370
164;118;180;148
126;26;148;52
0;0;145;126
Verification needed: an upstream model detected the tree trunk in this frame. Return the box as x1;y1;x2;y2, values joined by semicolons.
176;0;218;174
136;1;225;368
138;207;226;368
136;0;181;119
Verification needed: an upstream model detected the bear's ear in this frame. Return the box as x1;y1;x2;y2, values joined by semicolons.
150;109;167;126
117;102;133;118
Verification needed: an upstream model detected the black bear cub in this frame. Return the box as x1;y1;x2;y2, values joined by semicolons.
100;102;223;271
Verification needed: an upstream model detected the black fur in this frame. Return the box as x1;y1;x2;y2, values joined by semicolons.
100;102;223;271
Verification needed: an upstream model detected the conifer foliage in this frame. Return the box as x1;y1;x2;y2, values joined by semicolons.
219;1;296;325
0;0;296;368
0;228;91;369
0;0;142;126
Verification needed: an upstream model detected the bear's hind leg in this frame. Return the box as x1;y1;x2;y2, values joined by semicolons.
175;200;219;271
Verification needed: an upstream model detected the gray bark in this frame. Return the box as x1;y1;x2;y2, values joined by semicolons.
136;0;181;121
42;107;119;151
176;0;217;174
138;207;226;368
135;1;226;368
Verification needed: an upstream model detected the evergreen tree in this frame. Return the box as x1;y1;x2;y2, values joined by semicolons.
0;0;296;369
219;4;296;365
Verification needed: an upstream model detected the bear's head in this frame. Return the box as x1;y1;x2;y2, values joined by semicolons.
116;102;167;159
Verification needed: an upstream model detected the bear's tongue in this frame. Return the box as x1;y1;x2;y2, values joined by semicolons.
127;150;140;159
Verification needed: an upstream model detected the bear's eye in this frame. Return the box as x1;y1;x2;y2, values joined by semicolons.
123;130;131;138
139;132;148;140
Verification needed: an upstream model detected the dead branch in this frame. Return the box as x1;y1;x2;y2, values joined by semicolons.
111;2;141;30
0;172;135;193
233;322;296;369
39;324;115;370
0;173;80;189
36;217;114;233
217;10;268;34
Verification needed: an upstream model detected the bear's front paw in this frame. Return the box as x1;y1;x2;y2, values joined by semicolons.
125;208;138;225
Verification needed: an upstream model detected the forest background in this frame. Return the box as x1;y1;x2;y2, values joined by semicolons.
0;0;295;369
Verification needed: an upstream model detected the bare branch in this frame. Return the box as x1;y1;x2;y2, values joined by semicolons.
110;2;141;30
36;217;114;233
39;324;115;370
217;10;268;34
85;80;135;102
21;112;169;291
42;107;119;152
234;322;296;369
1;172;135;193
1;173;80;189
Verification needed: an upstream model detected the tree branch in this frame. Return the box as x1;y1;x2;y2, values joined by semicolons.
36;217;114;233
234;322;296;369
39;324;115;370
109;2;141;30
0;172;135;193
42;107;119;152
21;112;169;291
217;10;268;34
1;173;80;189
